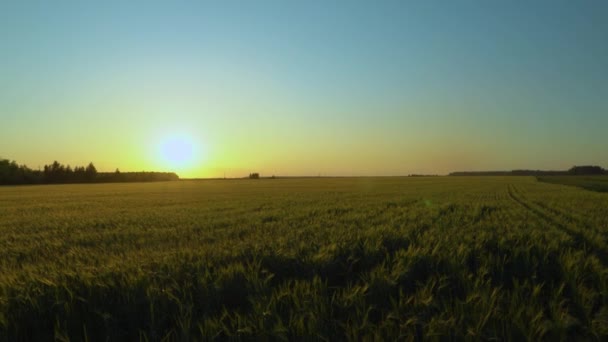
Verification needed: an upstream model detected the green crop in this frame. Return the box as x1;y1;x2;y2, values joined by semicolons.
538;175;608;193
1;177;607;340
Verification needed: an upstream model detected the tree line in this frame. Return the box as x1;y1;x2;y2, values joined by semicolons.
449;165;607;176
0;159;179;185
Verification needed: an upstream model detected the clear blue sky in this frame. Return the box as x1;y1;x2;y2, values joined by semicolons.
1;1;607;177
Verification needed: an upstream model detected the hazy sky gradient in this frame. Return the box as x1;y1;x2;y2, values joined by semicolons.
1;1;607;177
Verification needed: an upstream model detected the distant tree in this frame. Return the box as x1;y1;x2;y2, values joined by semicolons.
85;162;97;181
43;161;63;183
249;173;260;179
1;158;180;185
74;166;86;182
65;165;73;181
0;159;43;184
568;165;605;175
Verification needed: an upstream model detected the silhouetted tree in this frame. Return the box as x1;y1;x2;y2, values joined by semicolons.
568;165;605;175
0;159;42;184
85;162;97;181
74;166;86;182
1;158;180;185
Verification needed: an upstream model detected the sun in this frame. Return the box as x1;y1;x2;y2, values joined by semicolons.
158;134;199;171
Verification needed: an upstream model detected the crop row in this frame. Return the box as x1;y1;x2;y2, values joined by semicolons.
0;177;607;340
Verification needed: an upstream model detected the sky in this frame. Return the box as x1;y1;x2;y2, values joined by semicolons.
1;1;607;178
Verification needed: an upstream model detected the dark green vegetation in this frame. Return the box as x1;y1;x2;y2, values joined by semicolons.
538;176;608;193
451;165;607;177
0;159;179;185
1;178;608;340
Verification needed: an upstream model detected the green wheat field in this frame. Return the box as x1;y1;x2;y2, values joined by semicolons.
1;177;608;340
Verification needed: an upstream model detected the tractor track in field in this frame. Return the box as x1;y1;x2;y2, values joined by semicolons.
507;184;608;268
529;200;608;242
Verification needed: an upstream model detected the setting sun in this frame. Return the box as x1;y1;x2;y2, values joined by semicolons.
158;134;200;172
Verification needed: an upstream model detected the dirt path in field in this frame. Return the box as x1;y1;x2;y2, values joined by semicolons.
506;183;608;268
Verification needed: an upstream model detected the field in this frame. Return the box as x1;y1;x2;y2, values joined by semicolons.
1;177;608;340
538;175;608;193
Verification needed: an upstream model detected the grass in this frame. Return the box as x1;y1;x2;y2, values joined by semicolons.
537;175;608;193
1;177;608;340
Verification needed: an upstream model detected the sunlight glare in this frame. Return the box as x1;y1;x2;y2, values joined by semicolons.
158;134;199;171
